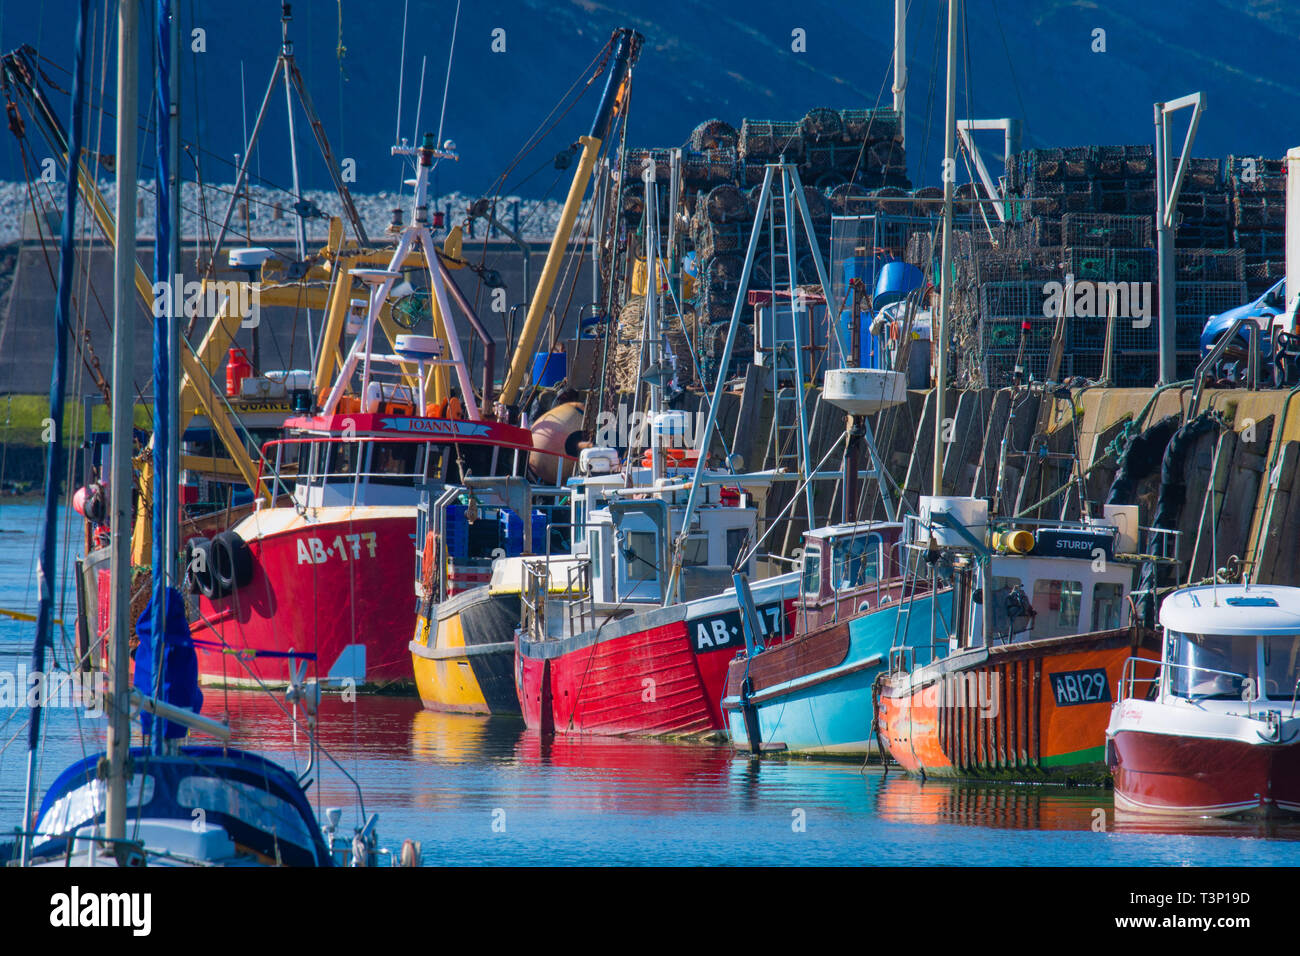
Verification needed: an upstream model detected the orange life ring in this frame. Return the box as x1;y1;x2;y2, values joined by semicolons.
421;530;437;595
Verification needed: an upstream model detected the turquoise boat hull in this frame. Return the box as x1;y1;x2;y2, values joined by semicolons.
723;590;952;758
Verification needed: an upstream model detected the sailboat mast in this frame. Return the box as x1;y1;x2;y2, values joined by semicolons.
149;0;174;740
165;0;181;588
932;0;958;497
19;0;89;867
106;0;140;843
893;0;907;152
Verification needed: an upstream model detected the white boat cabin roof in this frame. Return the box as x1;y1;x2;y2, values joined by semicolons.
803;520;904;543
1160;584;1300;636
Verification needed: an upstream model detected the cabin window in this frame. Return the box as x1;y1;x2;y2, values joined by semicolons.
1092;582;1124;631
801;548;821;597
326;442;360;482
589;532;601;577
176;776;315;855
1263;636;1300;700
831;534;881;590
1032;579;1082;635
622;531;658;583
726;528;749;569
34;775;155;847
682;535;710;567
1168;632;1257;700
368;442;423;485
425;447;446;483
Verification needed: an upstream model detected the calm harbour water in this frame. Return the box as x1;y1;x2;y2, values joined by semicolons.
1;502;1298;866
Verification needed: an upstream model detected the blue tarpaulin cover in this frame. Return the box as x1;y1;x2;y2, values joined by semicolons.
133;586;203;739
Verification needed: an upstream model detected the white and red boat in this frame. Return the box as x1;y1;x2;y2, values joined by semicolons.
513;455;799;737
185;413;542;689
181;133;561;690
1107;583;1300;818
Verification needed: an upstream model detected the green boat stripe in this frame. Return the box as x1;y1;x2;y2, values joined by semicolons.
1039;744;1105;768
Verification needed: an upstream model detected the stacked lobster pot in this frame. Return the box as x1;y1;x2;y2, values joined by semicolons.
622;108;921;386
1226;155;1286;296
997;146;1252;383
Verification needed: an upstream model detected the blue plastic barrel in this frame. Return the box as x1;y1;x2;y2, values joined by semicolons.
531;351;567;387
874;261;924;308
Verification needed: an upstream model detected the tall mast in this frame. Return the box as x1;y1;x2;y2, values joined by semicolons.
893;0;907;151
19;0;89;867
643;163;663;482
165;0;181;595
150;0;175;741
932;0;958;497
106;0;140;844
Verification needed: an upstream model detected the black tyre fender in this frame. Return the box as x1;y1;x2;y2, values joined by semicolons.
183;536;218;598
84;484;107;524
210;531;254;594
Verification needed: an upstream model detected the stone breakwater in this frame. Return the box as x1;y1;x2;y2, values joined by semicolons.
0;180;569;244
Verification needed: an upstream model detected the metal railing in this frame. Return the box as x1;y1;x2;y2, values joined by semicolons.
1190;315;1263;416
520;556;593;641
1118;655;1262;711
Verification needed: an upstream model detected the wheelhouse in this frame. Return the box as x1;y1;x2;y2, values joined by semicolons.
584;481;760;606
899;504;1138;658
259;413;543;510
796;521;906;630
1154;586;1300;704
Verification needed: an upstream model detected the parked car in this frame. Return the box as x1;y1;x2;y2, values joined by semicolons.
1199;277;1284;380
1200;278;1283;354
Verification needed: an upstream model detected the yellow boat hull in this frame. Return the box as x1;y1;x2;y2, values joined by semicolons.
409;586;520;714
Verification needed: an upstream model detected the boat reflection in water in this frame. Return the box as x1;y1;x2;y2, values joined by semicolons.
874;772;1300;841
409;709;526;765
212;688;424;758
873;774;1110;830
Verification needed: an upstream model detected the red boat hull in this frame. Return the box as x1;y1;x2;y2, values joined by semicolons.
1110;730;1300;817
190;508;416;688
517;596;795;737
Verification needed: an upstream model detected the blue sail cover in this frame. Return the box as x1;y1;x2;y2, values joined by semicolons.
133;587;202;739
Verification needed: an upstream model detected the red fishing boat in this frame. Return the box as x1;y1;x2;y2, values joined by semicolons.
514;456;799;736
186;413;542;688
1107;583;1300;818
180;133;562;690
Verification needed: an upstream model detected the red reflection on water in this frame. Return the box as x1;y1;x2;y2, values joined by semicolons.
202;687;423;759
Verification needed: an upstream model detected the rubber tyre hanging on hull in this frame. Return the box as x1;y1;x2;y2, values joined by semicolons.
183;536;218;599
210;531;254;595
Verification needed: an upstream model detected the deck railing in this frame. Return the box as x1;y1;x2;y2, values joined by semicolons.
521;556;594;642
1117;655;1258;711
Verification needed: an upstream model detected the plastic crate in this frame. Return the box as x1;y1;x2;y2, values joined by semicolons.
1174;280;1247;318
1233;195;1286;229
981;281;1049;319
976;248;1062;282
681;148;738;186
1173;156;1221;190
